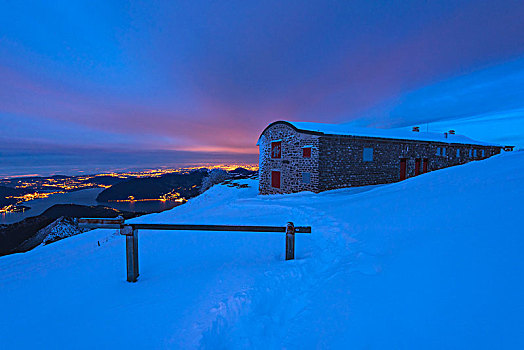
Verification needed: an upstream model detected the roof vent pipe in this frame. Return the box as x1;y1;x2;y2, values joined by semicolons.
448;130;455;135
412;126;420;132
444;132;448;138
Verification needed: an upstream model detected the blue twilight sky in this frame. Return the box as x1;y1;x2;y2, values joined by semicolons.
1;0;524;176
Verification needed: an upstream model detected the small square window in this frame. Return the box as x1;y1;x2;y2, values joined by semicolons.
436;147;441;156
456;149;460;157
363;148;373;161
302;147;311;158
302;172;311;184
271;141;281;159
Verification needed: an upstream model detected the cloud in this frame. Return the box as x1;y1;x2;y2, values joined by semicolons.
1;0;524;165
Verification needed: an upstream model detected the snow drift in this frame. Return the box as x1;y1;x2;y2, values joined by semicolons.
1;151;523;349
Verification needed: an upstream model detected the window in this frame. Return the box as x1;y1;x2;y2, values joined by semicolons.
469;149;473;157
271;141;281;159
363;147;373;161
456;149;460;157
481;149;485;157
302;147;311;158
473;149;477;157
437;147;447;156
302;172;311;184
271;171;281;188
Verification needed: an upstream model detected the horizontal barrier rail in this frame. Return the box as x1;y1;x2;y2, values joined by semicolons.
78;217;124;229
78;218;312;282
130;223;311;233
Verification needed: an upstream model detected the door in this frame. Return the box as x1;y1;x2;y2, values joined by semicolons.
423;158;428;173
415;158;421;176
400;158;407;180
271;171;281;188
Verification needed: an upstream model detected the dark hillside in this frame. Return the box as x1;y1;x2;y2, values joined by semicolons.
0;186;31;207
89;176;127;186
96;170;207;202
0;204;137;256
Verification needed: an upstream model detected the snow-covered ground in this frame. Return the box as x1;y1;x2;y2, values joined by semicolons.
1;152;523;349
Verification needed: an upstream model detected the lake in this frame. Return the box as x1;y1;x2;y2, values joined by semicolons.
0;188;181;224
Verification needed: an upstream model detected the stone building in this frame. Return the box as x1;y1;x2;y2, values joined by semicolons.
257;120;505;195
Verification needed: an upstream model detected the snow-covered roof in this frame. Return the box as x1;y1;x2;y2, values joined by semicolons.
261;121;500;147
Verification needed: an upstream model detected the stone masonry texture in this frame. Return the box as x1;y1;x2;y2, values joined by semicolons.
259;122;502;195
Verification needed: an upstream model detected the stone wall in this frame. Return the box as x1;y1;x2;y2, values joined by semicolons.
258;123;320;194
258;122;502;194
318;135;501;190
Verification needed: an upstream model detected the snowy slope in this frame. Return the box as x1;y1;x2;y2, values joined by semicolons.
1;152;524;349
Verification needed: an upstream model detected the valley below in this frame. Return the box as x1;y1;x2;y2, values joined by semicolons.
0;166;257;256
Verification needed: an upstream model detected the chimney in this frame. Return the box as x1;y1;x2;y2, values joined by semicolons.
448;130;455;135
444;132;448;138
412;126;420;132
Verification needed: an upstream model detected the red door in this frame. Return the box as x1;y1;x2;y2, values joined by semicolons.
423;158;428;173
415;158;421;176
271;171;281;188
400;158;407;180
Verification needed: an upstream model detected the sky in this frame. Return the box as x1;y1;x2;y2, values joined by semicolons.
1;0;524;176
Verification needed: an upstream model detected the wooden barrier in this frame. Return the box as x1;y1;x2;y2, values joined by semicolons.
78;218;312;282
78;216;124;229
286;222;295;260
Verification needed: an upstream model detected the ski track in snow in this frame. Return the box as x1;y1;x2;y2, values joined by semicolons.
198;190;384;349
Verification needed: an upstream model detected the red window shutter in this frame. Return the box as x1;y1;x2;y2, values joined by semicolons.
271;141;282;159
271;171;281;188
302;147;311;158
